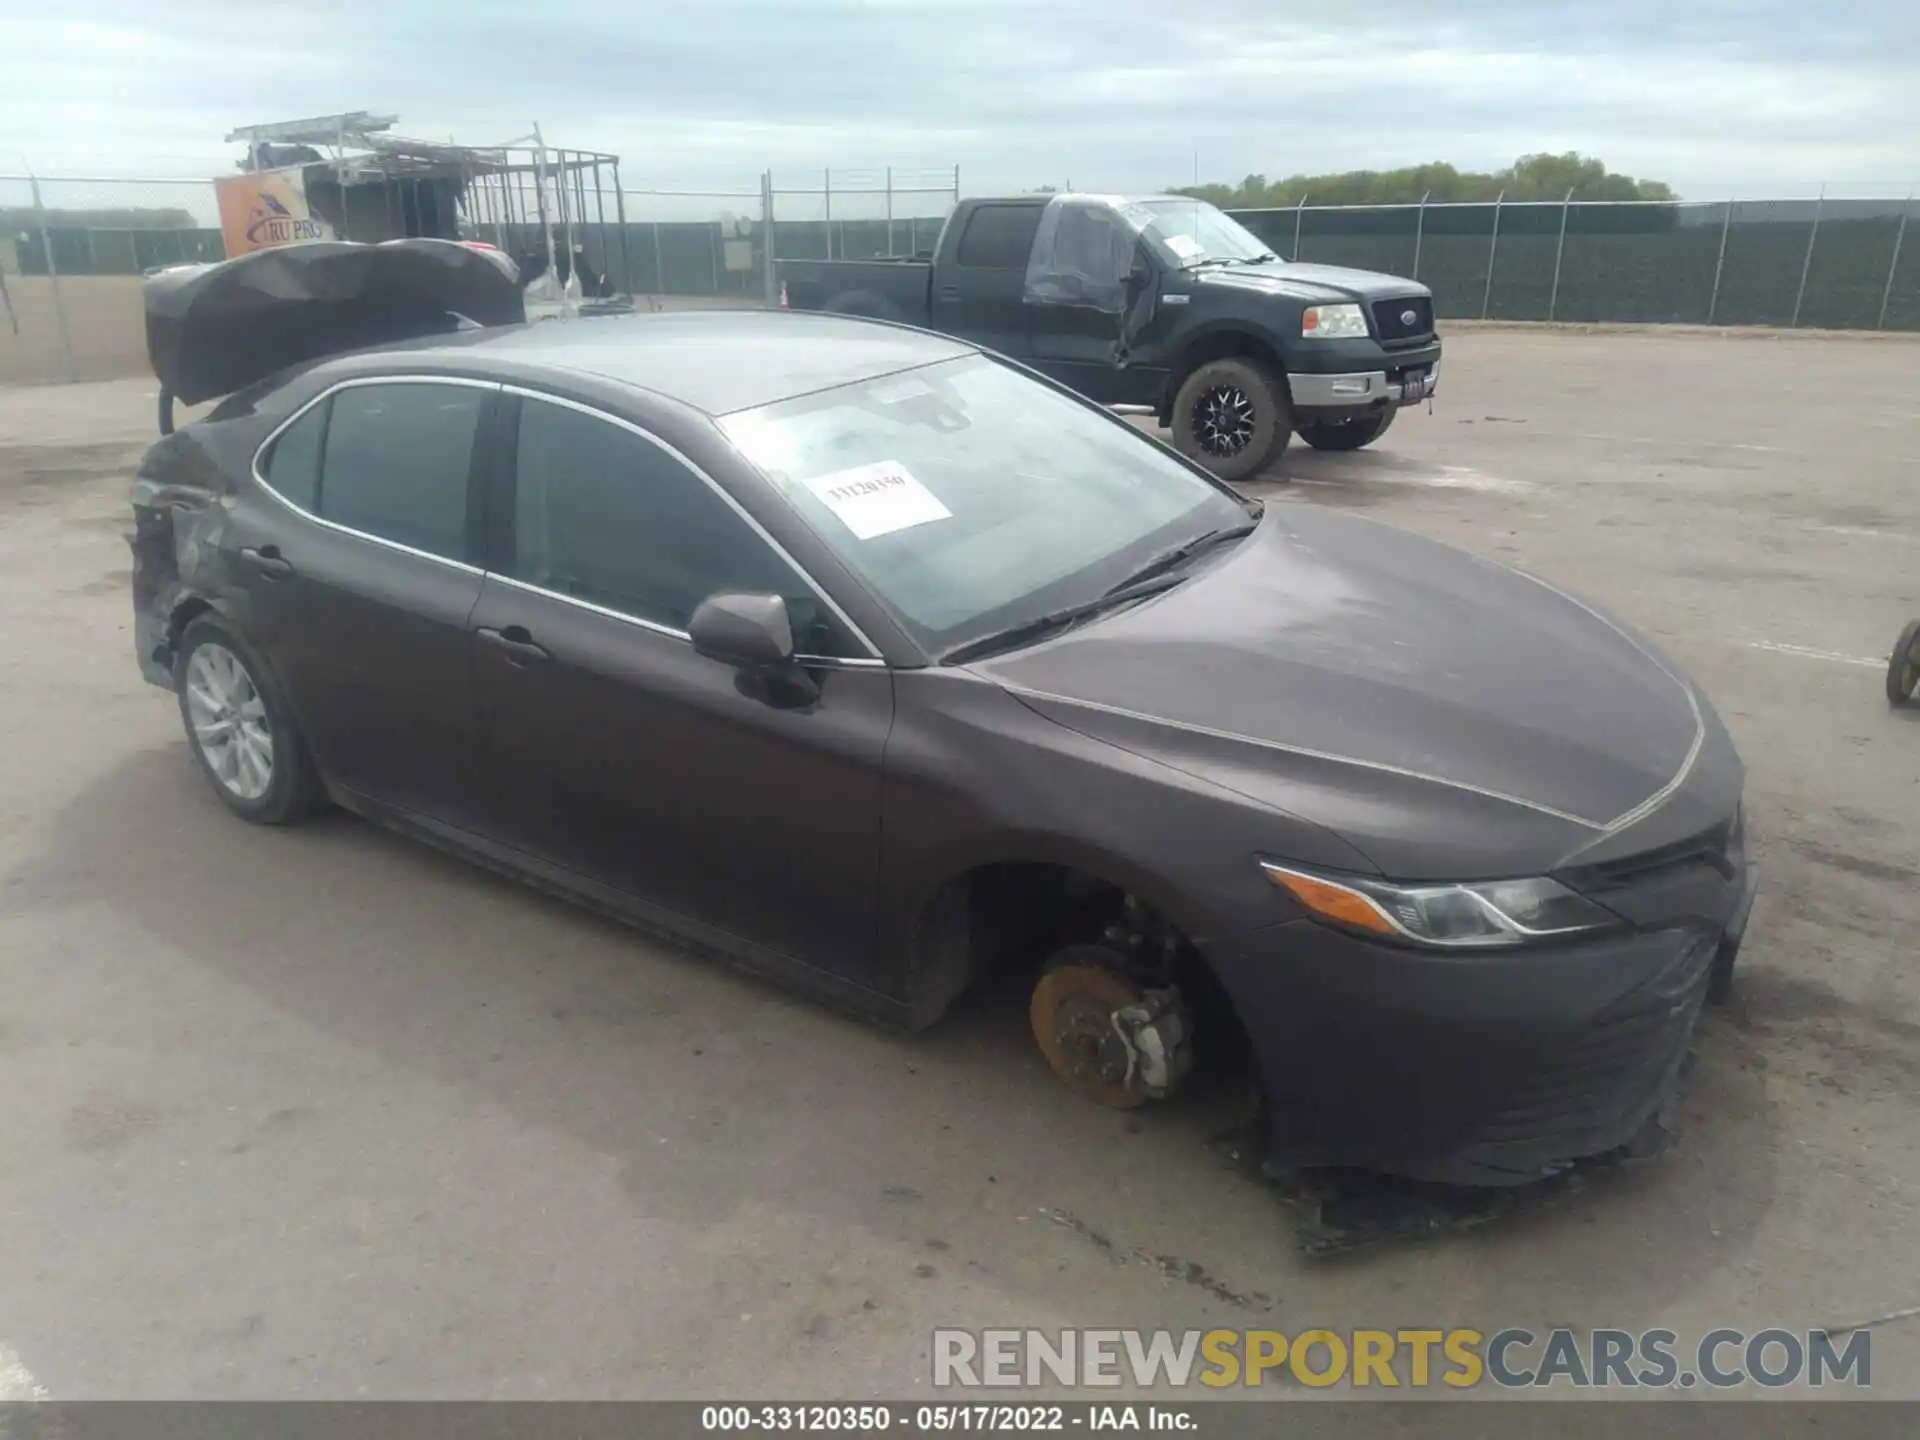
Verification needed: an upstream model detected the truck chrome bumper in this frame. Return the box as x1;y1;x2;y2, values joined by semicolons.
1291;363;1439;408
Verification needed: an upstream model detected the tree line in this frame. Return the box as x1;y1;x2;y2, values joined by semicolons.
1170;153;1677;209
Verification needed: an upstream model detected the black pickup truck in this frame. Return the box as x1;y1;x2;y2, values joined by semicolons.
775;193;1440;480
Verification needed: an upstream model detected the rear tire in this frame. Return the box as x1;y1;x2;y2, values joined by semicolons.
1171;357;1291;483
1297;407;1395;452
1888;619;1920;708
174;616;321;825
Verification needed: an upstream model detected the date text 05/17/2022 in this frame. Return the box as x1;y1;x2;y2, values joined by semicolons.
700;1403;1195;1432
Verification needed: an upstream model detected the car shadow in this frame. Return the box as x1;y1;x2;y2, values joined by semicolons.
14;742;1785;1323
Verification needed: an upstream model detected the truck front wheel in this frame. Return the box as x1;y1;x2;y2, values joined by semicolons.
1171;358;1291;482
1296;408;1395;452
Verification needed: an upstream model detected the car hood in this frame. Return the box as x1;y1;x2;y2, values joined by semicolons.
971;509;1742;880
1189;261;1429;306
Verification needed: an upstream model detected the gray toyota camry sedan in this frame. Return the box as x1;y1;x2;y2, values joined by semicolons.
131;288;1756;1187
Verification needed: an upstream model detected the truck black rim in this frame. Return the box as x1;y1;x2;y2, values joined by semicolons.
1193;385;1256;456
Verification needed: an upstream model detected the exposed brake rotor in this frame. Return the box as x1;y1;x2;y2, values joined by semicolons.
1030;952;1193;1110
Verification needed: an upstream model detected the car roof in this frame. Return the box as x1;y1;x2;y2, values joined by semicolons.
380;308;981;416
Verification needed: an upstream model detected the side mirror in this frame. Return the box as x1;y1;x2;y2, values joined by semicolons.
689;592;796;671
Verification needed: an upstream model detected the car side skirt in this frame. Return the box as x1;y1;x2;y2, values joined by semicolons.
325;782;916;1032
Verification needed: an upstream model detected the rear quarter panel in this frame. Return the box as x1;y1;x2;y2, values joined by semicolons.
128;381;314;686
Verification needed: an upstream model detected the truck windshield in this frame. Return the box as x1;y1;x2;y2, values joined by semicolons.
1128;199;1278;268
717;354;1251;657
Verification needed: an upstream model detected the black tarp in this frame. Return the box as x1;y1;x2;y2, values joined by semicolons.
144;238;525;406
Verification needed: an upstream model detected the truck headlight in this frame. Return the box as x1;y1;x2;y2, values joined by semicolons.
1301;304;1368;339
1261;863;1621;948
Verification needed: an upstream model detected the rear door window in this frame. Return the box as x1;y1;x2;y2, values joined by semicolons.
316;382;487;563
955;205;1044;270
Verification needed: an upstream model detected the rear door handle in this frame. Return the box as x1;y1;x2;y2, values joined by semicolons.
938;285;962;301
476;625;550;666
238;545;293;579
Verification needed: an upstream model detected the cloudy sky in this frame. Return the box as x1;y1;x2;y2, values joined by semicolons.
3;0;1915;205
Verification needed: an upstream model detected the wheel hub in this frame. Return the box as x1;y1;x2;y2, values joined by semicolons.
1030;961;1193;1110
184;642;274;801
1193;385;1256;457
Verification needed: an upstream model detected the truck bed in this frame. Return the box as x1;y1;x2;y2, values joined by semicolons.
777;257;934;326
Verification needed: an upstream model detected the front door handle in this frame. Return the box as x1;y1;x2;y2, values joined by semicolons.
476;625;550;667
938;285;962;301
238;545;293;579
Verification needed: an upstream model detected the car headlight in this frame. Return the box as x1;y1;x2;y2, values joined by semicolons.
1261;863;1621;948
1301;304;1368;339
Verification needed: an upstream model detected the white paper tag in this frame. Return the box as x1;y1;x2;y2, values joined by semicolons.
1163;234;1204;260
801;461;952;541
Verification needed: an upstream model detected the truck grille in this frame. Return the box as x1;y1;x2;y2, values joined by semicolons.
1370;297;1433;344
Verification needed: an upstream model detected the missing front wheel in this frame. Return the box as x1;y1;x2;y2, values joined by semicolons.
1029;944;1193;1109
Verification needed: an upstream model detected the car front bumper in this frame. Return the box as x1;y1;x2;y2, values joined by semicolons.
1203;855;1758;1186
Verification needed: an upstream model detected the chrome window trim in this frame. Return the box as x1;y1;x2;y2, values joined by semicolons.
498;384;885;664
481;571;885;670
247;374;887;668
486;569;688;641
249;374;500;577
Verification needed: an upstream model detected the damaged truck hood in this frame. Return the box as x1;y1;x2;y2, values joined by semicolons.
973;509;1742;880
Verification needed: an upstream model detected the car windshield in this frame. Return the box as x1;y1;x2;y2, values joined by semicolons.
717;354;1251;657
1127;198;1278;268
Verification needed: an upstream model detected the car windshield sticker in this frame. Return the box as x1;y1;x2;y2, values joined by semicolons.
1163;233;1204;259
801;461;953;540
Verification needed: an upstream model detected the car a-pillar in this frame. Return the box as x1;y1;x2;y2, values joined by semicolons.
910;864;1257;1115
1164;338;1293;484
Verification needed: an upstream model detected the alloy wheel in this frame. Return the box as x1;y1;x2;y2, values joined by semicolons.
184;642;275;801
1193;385;1257;457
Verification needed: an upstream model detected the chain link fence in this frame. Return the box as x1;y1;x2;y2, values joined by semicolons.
2;167;1915;388
1;174;224;384
767;167;962;263
0;167;966;384
1229;194;1918;330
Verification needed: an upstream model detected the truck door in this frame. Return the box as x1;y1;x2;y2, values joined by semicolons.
931;203;1041;359
1026;202;1163;407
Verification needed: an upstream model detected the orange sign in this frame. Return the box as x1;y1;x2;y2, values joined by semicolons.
214;166;334;257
